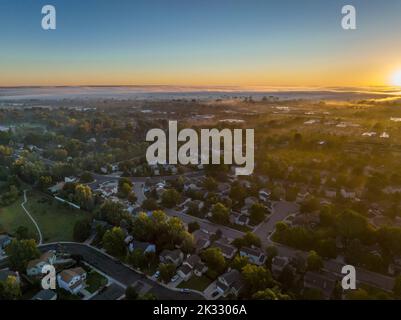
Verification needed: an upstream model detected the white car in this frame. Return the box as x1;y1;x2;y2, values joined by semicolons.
171;275;180;282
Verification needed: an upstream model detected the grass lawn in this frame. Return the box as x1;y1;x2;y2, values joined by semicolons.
24;190;88;243
0;196;38;240
177;275;212;292
86;270;108;293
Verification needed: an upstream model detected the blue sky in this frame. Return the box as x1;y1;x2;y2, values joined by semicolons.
1;0;401;86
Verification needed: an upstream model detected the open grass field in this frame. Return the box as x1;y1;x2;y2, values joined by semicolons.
24;190;88;243
0;189;88;243
0;195;38;239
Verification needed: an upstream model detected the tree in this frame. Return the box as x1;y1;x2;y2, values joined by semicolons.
5;239;40;272
233;232;261;249
188;221;200;233
161;189;181;208
242;264;274;295
229;182;246;203
73;219;91;242
15;226;32;240
125;286;138;300
211;203;229;225
203;177;218;191
128;248;147;269
99;200;128;225
102;227;126;257
80;172;94;183
0;275;21;300
74;184;93;210
300;197;319;214
231;255;249;271
119;182;132;198
200;247;226;274
159;263;176;283
317;238;337;259
307;250;324;271
142;198;158;211
128;192;137;204
249;202;267;225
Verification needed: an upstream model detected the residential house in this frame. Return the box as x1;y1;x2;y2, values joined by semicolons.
177;255;207;281
239;247;266;266
324;189;337;199
216;269;244;297
259;189;271;202
340;188;356;199
213;241;237;259
27;251;57;276
48;182;65;194
193;229;211;251
159;249;184;266
303;271;338;299
57;267;87;295
0;234;12;250
128;240;156;254
271;256;290;277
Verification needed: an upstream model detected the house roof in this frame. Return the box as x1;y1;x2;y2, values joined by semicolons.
185;255;201;268
160;249;182;261
220;269;241;284
178;264;192;276
131;240;153;251
304;271;338;296
0;234;11;246
59;267;86;283
240;246;264;258
213;242;237;257
272;256;289;268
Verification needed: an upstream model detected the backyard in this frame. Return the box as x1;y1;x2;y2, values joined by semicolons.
177;275;212;292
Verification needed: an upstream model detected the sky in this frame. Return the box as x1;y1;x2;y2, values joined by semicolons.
1;0;401;87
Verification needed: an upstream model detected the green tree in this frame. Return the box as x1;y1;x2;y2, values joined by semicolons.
200;247;226;274
73;219;91;242
125;286;138;300
188;221;200;233
5;239;40;272
0;275;21;300
211;202;229;225
159;263;176;283
161;189;181;208
242;264;274;295
102;227;126;257
307;250;324;271
249;202;267;225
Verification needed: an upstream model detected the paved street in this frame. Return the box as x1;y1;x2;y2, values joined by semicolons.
39;243;204;300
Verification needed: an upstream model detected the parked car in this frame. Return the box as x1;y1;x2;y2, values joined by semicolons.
171;275;180;282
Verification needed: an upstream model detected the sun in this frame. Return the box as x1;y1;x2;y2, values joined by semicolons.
391;70;401;86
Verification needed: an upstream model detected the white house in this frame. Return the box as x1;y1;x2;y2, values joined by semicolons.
57;267;87;295
27;251;57;277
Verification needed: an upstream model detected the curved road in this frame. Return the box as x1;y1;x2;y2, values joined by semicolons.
39;242;204;300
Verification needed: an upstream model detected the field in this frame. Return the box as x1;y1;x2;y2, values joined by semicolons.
24;190;88;243
0;189;88;243
0;196;38;239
